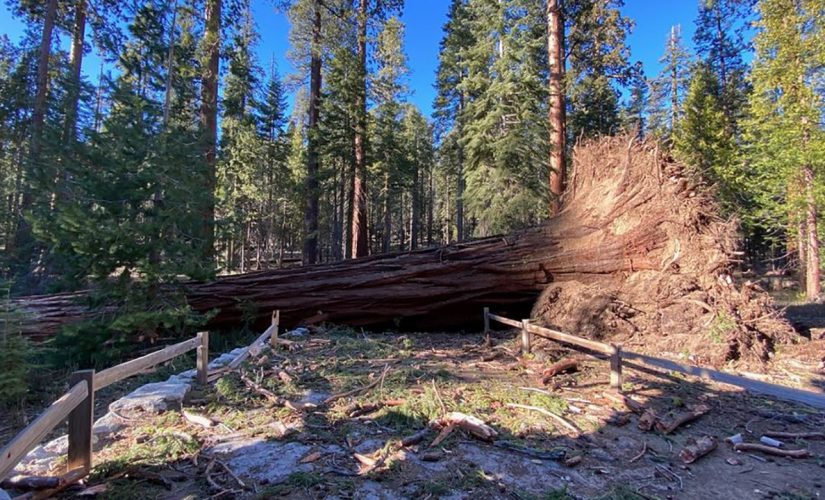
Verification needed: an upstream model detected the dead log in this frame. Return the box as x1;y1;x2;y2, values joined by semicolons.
655;404;711;434
11;137;796;365
679;436;717;464
541;359;579;384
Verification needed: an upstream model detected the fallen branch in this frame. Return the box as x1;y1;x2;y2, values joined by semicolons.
239;372;282;404
732;443;811;458
629;442;647;463
505;403;580;437
679;436;717;464
323;365;390;405
655;404;710;434
430;424;455;447
762;431;824;440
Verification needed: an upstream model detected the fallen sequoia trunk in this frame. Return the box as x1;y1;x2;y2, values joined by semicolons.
12;136;796;365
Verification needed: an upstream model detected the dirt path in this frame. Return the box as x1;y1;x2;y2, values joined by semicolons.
13;329;824;499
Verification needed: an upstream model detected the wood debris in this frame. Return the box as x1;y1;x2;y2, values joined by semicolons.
435;412;498;441
679;436;717;464
732;442;811;458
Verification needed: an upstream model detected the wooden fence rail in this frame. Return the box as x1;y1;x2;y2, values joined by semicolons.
0;330;211;483
483;308;825;410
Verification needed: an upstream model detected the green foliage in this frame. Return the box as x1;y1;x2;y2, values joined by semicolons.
648;25;692;139
453;0;549;235
566;0;638;140
0;280;33;407
742;0;825;245
674;63;742;215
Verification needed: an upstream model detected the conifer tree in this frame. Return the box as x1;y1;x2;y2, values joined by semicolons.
744;0;823;299
565;0;636;140
674;63;739;212
649;25;692;139
434;0;473;240
693;0;752;130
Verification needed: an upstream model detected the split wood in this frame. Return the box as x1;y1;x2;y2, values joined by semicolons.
679;436;717;464
505;403;581;437
435;412;498;441
656;404;710;434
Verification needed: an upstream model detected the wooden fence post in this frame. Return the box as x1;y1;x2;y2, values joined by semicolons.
270;310;280;347
197;332;209;385
610;343;623;392
521;320;532;355
67;370;94;474
483;307;490;334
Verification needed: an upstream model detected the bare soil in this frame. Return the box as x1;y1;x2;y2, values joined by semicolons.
10;327;823;500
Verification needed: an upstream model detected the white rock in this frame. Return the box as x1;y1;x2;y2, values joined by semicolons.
109;381;190;417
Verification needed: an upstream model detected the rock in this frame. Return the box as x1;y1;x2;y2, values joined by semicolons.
93;412;126;437
109;381;190;417
209;439;337;483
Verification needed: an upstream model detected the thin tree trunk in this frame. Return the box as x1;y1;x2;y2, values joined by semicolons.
303;1;322;265
58;0;87;202
351;0;369;258
12;0;57;273
427;167;434;246
669;26;679;131
804;166;820;300
411;161;420;251
547;0;566;215
200;0;221;264
383;172;391;253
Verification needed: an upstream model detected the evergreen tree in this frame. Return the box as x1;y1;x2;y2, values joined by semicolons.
565;0;636;140
693;0;752;130
744;0;824;299
649;25;692;139
674;63;739;212
458;0;549;235
433;0;473;240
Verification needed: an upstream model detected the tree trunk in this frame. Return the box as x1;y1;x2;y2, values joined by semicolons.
303;1;322;265
351;0;369;258
12;0;57;271
13;136;796;370
804;165;820;300
200;0;221;263
547;0;566;215
411;161;419;251
58;0;87;202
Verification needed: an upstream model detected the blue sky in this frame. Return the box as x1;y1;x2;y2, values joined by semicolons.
0;0;714;117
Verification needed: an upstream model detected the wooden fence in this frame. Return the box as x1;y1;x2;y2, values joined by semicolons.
483;308;825;410
0;331;210;483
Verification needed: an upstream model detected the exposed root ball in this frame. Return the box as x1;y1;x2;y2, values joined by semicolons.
531;135;796;367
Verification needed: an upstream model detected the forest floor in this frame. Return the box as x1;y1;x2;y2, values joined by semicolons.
11;326;825;500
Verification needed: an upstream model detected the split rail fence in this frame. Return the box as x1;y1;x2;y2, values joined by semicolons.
483;307;825;410
0;332;211;487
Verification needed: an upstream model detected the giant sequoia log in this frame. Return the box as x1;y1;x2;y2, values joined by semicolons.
13;137;795;365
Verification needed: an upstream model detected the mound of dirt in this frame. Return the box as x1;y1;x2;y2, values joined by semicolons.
532;135;796;367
